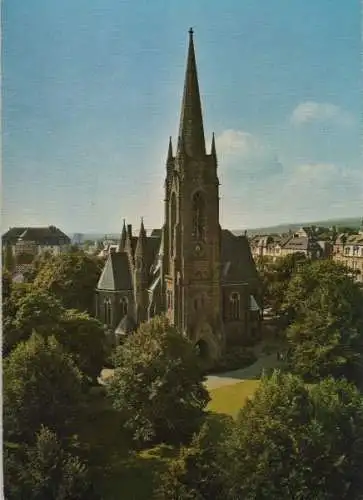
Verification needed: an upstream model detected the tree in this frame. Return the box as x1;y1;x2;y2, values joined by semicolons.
106;315;210;445
60;309;108;383
3;242;15;272
157;414;233;500
4;286;107;381
284;260;363;383
2;268;12;302
260;252;307;316
3;334;84;442
34;250;103;313
4;426;98;500
226;371;363;500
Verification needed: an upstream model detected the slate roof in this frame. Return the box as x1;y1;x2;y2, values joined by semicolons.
335;233;363;245
221;230;260;285
283;236;322;252
2;226;70;246
97;252;133;291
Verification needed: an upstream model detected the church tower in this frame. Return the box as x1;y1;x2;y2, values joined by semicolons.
163;29;223;361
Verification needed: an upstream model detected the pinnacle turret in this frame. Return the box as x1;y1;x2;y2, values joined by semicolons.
211;132;217;159
118;219;127;252
167;136;173;162
135;218;147;256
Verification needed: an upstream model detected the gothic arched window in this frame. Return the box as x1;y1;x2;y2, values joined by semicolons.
104;298;112;325
170;192;177;256
230;292;240;321
120;297;128;318
192;191;205;240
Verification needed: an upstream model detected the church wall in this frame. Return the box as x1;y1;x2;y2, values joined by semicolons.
96;289;135;329
222;284;251;346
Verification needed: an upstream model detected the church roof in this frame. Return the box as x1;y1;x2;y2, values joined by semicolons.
221;230;260;285
97;252;133;291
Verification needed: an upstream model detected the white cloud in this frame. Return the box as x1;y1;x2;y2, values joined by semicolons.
291;101;353;126
216;129;283;178
217;130;269;159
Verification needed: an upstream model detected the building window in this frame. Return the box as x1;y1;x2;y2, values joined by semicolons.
104;299;112;325
230;292;240;321
120;297;128;318
192;191;205;240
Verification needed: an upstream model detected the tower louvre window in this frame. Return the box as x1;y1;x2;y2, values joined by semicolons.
192;191;205;240
230;292;240;321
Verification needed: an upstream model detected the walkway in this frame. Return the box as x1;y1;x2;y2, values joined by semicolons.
205;352;280;390
100;351;282;391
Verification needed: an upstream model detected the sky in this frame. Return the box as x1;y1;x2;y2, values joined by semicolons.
3;0;362;234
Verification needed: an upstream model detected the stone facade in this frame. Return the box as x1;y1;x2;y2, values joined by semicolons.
96;30;261;363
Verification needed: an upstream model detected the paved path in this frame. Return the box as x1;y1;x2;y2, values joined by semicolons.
100;352;281;391
205;353;280;390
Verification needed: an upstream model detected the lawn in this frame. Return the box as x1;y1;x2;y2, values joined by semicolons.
208;380;260;417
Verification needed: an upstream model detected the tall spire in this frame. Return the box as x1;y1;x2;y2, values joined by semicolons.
178;28;206;158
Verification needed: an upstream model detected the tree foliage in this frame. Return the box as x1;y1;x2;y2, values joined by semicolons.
4;334;84;442
284;260;363;383
60;309;107;382
4;426;98;500
257;252;307;315
107;315;210;445
226;371;363;500
34;250;103;313
157;414;233;500
3;286;107;381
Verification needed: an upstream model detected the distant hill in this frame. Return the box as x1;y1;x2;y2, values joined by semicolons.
233;217;362;237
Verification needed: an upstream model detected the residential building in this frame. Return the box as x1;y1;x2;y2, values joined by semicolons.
333;231;363;282
2;226;71;260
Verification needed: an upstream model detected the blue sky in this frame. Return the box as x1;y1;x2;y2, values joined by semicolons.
3;0;362;233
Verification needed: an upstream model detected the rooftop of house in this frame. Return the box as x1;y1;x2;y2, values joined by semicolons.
2;226;71;246
335;233;363;246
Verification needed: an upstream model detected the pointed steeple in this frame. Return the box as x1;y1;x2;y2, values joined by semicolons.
178;28;206;158
135;217;147;256
167;136;173;162
118;219;127;252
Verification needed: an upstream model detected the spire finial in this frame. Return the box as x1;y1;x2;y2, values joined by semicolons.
189;27;193;37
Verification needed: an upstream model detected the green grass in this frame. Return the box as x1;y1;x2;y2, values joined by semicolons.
207;380;260;418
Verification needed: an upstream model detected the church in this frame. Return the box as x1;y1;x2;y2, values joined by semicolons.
95;29;262;362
